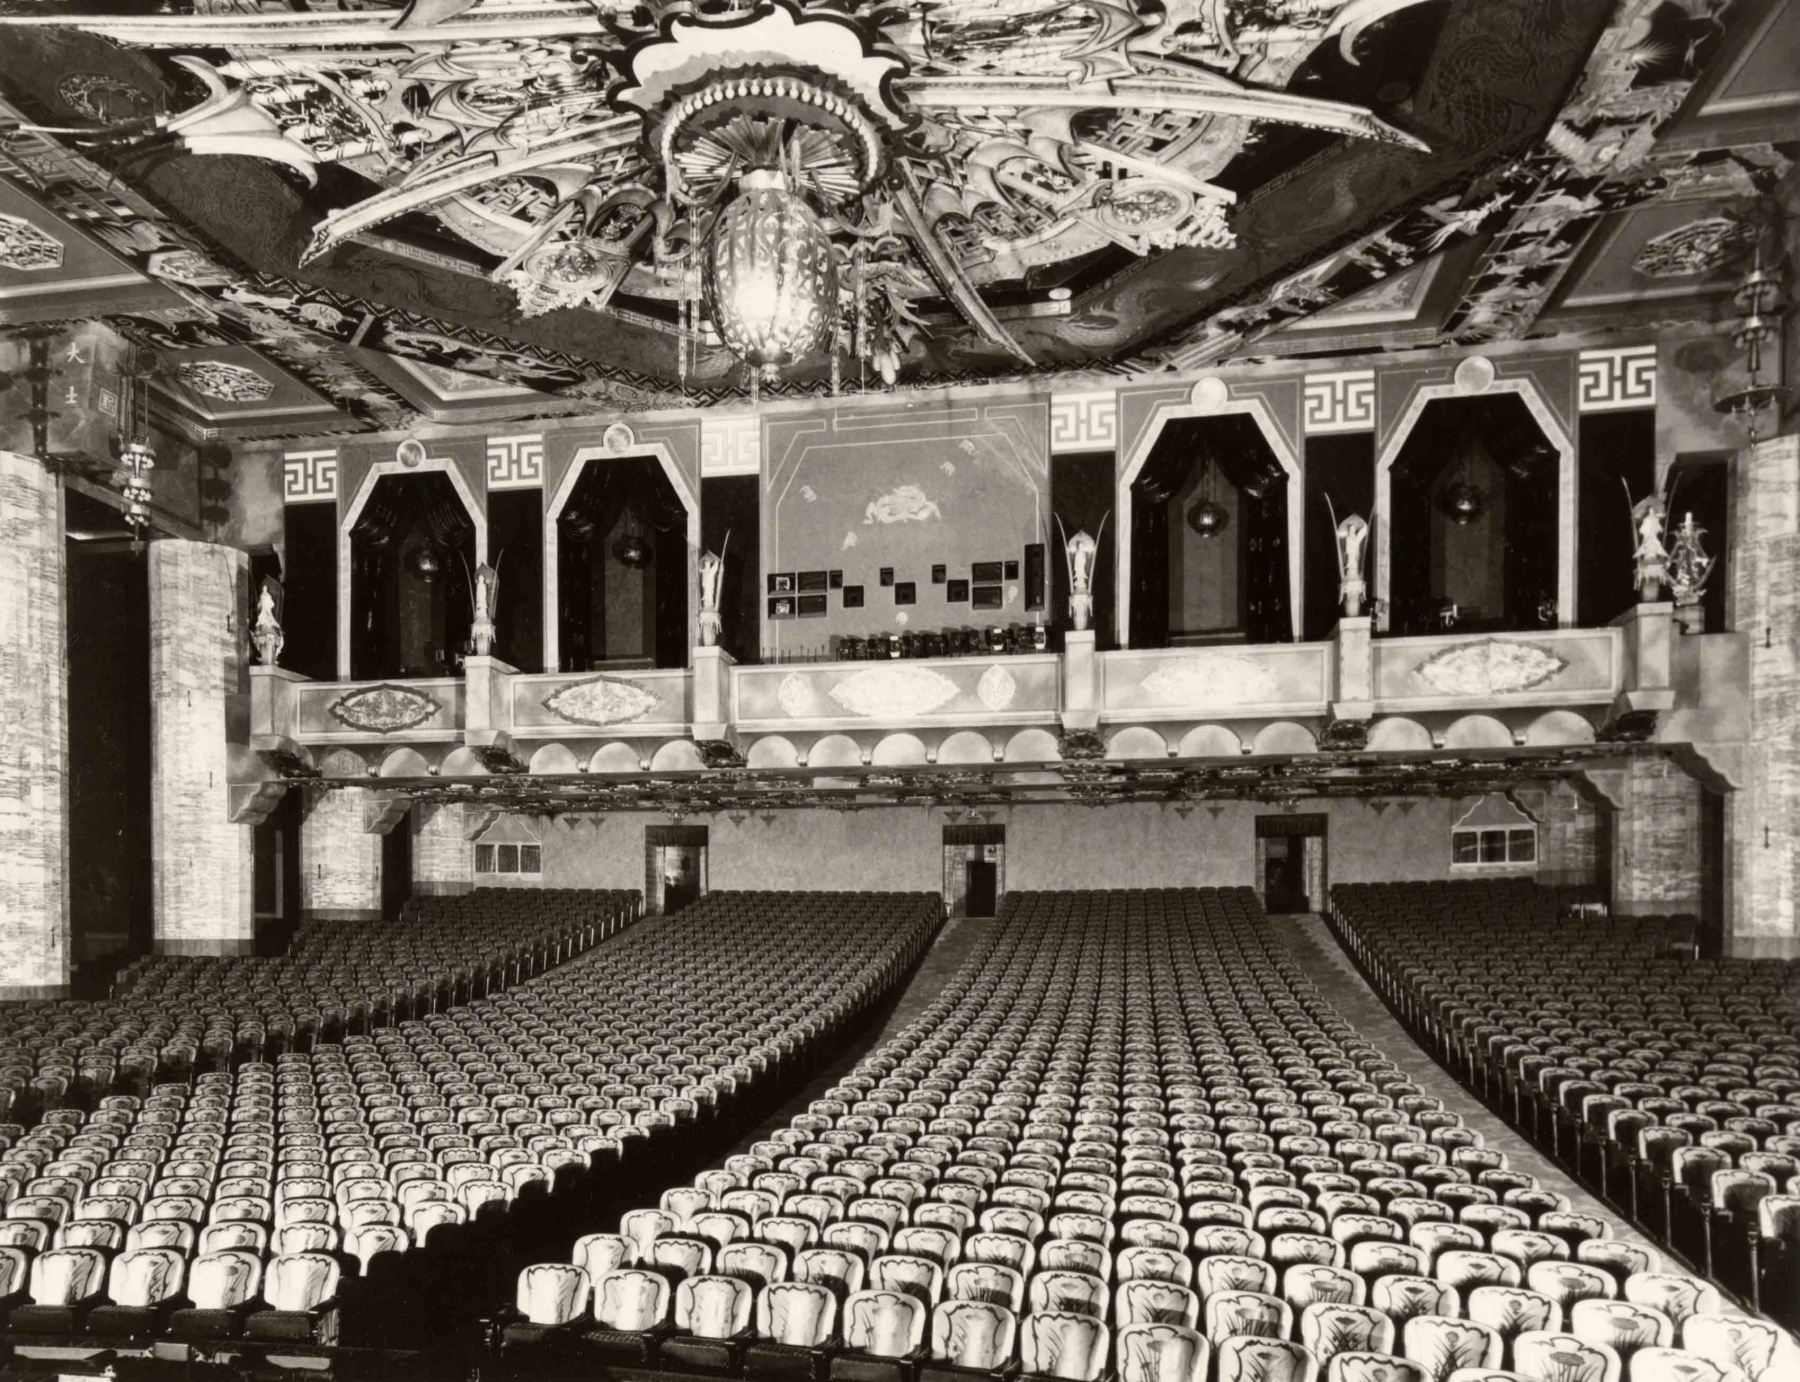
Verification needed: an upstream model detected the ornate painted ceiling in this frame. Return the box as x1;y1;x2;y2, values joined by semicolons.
0;0;1792;433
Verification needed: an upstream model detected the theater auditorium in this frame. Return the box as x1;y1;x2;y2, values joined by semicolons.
0;1;1796;1379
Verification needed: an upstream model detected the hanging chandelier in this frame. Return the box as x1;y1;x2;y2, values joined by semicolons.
1713;251;1790;441
707;169;840;379
1186;454;1229;538
115;438;155;548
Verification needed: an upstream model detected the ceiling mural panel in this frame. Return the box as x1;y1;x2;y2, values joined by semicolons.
0;0;1783;430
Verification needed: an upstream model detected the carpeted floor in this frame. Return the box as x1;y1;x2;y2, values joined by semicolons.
1274;914;1667;1257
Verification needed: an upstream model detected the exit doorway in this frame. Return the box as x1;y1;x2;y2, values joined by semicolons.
1256;813;1327;914
944;825;1004;918
646;825;709;915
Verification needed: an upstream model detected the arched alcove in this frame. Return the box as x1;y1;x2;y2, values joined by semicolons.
347;471;480;680
1129;414;1294;649
1384;391;1563;636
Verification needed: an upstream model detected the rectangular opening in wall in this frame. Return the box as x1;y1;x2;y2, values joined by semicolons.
944;824;1005;919
1254;813;1327;914
646;824;709;915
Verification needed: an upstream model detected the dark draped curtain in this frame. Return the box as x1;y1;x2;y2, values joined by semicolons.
1390;396;1558;635
1130;416;1291;648
558;457;689;670
349;473;475;680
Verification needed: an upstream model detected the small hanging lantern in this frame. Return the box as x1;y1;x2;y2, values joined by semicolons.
408;546;441;582
1186;455;1229;538
1441;480;1488;525
115;438;156;550
614;528;653;569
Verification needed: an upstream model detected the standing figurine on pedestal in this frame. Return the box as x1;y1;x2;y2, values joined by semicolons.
251;575;283;666
1625;485;1669;602
698;531;729;648
1325;496;1369;617
1666;511;1716;631
470;561;499;655
1056;513;1107;633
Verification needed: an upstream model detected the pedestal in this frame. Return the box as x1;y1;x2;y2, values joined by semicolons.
0;451;69;997
692;645;735;741
1062;630;1098;732
149;540;255;956
1331;616;1372;719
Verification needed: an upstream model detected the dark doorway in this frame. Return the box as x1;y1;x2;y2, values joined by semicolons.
1256;813;1328;914
964;860;999;918
558;455;689;671
944;824;1005;918
1577;409;1656;628
1389;394;1560;636
381;818;412;921
1130;415;1292;648
646;825;709;915
1263;838;1308;914
1303;433;1376;642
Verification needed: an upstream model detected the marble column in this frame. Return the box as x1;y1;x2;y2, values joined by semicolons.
0;451;70;997
1610;756;1703;917
149;540;256;955
301;786;382;920
413;801;474;896
1725;435;1800;958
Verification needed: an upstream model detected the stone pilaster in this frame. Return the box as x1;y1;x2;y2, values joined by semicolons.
0;451;69;997
1611;756;1703;917
149;540;255;956
413;801;474;896
301;785;382;919
1534;781;1602;889
1725;435;1800;958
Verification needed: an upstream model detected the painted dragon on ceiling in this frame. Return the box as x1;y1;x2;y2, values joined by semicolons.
2;0;1444;385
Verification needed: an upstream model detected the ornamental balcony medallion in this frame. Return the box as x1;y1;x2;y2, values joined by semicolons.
976;663;1018;712
1141;654;1278;706
828;665;962;718
542;675;660;728
1414;639;1568;697
327;683;443;734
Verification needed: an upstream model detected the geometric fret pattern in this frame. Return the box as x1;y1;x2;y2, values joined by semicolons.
1302;369;1377;434
1049;391;1118;453
486;432;545;489
701;412;761;476
1576;345;1657;413
281;448;339;503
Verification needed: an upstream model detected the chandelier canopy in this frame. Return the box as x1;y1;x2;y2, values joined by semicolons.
5;0;1439;388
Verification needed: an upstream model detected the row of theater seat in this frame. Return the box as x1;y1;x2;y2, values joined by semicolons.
501;889;1799;1382
0;891;940;1360
1332;881;1800;1332
0;890;641;1124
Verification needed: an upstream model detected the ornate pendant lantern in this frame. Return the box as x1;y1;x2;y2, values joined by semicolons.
1441;480;1487;525
614;524;653;569
707;170;840;381
115;438;155;549
1186;454;1229;538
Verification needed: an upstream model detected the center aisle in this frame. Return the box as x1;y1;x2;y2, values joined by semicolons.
726;915;985;1157
1275;913;1667;1259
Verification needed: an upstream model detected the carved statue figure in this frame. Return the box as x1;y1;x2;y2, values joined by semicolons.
1666;510;1716;631
698;531;729;648
470;561;499;656
251;575;283;666
1628;490;1670;602
1056;513;1107;633
1326;496;1369;617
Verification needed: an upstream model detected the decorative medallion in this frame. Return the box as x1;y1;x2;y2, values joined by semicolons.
976;664;1018;712
176;359;275;402
1414;639;1567;697
1141;655;1277;706
777;673;817;719
828;665;962;719
603;422;637;454
327;683;444;734
542;675;660;727
0;213;63;272
1633;216;1757;279
56;72;155;123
